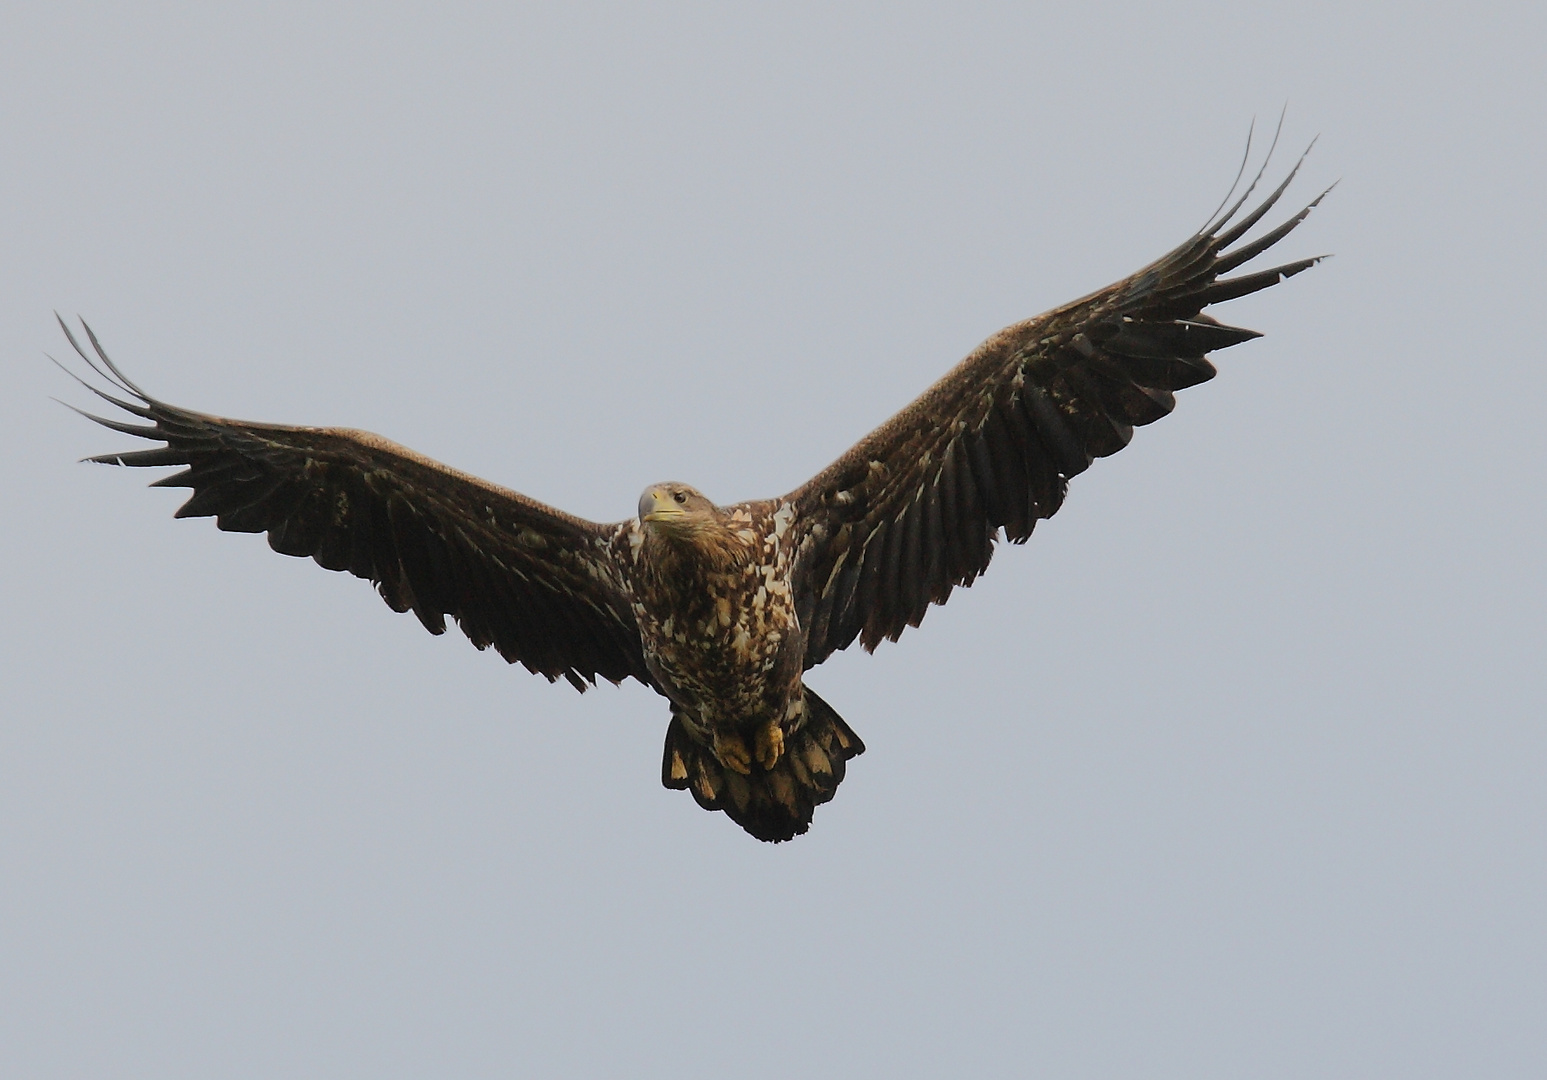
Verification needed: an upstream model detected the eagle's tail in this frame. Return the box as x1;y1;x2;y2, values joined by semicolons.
661;688;865;842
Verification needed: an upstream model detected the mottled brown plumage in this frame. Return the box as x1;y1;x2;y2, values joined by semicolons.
61;148;1326;842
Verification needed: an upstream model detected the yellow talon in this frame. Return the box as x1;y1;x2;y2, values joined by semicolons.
714;732;753;775
754;721;784;771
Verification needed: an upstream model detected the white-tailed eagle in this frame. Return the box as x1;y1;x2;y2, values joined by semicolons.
62;149;1326;841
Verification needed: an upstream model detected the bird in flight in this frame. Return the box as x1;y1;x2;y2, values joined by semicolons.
62;147;1326;842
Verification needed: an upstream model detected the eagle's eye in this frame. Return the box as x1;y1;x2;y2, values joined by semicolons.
673;492;687;504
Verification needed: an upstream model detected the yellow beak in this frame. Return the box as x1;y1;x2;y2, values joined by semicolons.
639;489;685;523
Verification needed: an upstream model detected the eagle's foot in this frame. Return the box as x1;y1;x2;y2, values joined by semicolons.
713;732;753;775
754;720;784;771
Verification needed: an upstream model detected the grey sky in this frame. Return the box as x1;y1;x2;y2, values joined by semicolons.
2;3;1543;1076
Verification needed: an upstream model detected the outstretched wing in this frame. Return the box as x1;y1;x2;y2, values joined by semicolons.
60;319;650;691
787;153;1329;665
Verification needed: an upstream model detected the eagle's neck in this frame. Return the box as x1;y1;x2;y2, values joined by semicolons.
639;518;753;617
643;518;748;576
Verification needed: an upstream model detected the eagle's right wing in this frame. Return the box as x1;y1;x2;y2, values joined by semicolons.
785;150;1329;665
61;319;651;691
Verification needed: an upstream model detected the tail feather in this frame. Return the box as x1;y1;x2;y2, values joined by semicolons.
661;688;865;842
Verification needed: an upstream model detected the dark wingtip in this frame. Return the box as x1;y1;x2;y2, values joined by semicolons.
78;318;153;399
53;315;155;403
1201;111;1288;237
1199;116;1258;232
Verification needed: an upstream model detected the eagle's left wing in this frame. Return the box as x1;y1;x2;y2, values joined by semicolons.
786;158;1328;667
58;319;651;691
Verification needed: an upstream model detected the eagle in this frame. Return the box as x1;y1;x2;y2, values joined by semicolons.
62;150;1326;842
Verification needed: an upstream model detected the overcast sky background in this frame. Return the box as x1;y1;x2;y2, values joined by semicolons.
2;3;1543;1077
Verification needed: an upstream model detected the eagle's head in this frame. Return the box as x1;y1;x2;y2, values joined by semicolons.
638;483;718;533
638;483;747;570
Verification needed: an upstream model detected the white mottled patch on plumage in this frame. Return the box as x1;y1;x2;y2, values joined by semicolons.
625;498;806;770
771;502;795;538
